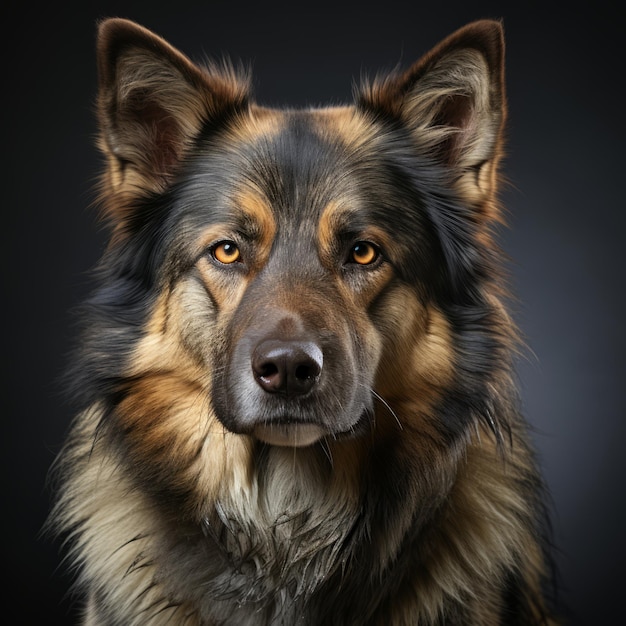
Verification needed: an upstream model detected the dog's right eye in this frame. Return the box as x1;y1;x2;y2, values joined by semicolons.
349;241;380;266
211;241;241;265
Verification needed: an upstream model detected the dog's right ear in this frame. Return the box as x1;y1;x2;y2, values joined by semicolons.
95;18;249;209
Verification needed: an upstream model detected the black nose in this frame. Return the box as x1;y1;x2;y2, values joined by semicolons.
252;340;323;395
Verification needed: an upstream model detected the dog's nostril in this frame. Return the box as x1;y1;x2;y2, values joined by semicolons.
252;340;323;395
295;363;318;381
258;362;279;380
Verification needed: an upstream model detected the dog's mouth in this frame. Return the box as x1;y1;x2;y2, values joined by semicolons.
248;409;372;448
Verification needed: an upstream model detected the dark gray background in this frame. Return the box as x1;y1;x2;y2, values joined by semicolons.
4;2;622;624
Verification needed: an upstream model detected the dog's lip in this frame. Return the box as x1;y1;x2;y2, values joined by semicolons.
252;422;327;447
248;408;372;447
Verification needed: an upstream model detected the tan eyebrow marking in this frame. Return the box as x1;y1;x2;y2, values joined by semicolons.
236;188;277;254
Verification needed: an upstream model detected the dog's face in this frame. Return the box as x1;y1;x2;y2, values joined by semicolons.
175;109;394;446
93;20;504;458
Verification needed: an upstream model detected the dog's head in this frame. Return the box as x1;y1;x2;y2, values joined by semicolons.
85;19;506;457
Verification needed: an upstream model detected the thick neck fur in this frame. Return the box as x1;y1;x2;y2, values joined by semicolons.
53;401;547;626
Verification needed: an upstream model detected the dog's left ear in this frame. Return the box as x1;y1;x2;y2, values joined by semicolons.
359;20;505;211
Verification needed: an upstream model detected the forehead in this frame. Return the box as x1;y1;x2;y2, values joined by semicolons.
227;105;380;174
180;106;386;223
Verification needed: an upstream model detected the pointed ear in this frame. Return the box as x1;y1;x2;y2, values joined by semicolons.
96;18;249;197
359;20;506;209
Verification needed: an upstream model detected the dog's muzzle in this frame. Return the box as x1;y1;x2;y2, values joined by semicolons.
212;309;373;448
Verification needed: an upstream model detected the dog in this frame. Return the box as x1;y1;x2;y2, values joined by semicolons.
48;17;558;625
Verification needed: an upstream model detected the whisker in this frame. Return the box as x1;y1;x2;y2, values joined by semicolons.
370;388;403;430
318;437;334;467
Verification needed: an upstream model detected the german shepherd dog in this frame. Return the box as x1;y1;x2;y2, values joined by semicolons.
49;17;558;625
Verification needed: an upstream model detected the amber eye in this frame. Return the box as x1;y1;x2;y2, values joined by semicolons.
350;241;379;265
211;241;241;264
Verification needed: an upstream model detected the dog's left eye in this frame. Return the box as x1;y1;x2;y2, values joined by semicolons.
211;241;241;264
350;242;380;266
